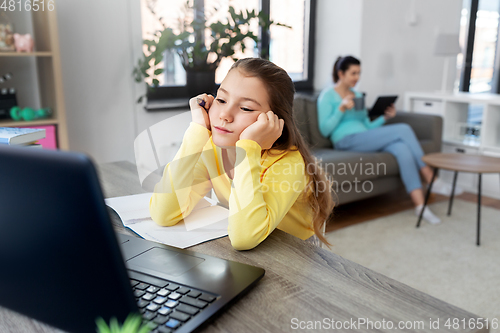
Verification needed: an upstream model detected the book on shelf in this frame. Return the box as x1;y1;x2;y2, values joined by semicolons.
25;144;43;149
0;127;46;145
20;125;58;149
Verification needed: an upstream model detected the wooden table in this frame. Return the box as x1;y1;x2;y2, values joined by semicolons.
0;161;490;333
417;153;500;246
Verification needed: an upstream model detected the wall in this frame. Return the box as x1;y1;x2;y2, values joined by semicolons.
357;0;462;108
56;0;137;163
314;0;363;90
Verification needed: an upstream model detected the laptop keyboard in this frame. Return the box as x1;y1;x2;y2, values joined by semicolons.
130;277;218;333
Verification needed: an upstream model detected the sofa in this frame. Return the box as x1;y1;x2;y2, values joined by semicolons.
293;93;443;205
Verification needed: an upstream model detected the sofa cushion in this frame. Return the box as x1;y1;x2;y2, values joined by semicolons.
311;149;399;184
304;97;334;149
419;139;435;155
335;176;402;205
293;95;311;146
387;113;443;153
294;93;333;149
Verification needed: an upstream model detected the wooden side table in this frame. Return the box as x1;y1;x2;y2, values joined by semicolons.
417;153;500;246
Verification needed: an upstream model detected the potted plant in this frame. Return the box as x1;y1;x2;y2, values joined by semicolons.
96;314;153;333
133;0;289;101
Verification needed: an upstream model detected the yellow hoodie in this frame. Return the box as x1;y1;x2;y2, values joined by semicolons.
150;122;315;250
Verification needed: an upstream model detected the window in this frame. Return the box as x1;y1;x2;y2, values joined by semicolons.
140;0;316;101
458;0;500;94
457;0;500;124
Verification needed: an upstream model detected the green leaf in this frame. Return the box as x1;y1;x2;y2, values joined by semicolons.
154;68;164;75
154;56;162;66
95;317;111;333
109;318;120;333
138;323;154;333
95;314;153;333
276;22;292;29
152;79;160;87
122;315;142;333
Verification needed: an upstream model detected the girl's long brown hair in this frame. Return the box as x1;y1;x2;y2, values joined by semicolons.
230;58;334;245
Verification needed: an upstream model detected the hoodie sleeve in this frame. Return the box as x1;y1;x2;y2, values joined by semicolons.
227;140;307;250
150;122;214;226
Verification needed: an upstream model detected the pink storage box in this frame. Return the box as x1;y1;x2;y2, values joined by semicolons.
19;124;58;149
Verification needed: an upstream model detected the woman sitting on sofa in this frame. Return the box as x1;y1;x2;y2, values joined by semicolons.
317;55;456;225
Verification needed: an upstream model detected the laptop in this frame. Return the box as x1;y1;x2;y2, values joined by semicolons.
0;145;265;333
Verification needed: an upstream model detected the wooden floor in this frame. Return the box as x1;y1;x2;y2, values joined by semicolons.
326;188;500;233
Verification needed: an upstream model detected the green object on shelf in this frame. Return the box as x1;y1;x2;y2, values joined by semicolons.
10;106;52;121
20;107;35;121
9;106;22;120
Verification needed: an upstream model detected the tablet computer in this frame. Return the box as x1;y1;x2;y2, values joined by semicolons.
369;95;398;117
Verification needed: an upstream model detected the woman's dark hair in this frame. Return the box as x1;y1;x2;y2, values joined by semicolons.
332;56;361;83
229;58;334;246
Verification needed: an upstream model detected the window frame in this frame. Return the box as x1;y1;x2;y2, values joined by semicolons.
459;0;500;94
146;0;316;102
459;0;479;92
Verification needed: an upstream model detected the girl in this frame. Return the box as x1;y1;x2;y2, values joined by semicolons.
317;55;459;225
150;58;334;250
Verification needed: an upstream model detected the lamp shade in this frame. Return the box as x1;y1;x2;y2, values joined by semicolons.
434;33;461;56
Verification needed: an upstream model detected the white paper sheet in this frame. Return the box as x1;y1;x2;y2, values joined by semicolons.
105;193;229;248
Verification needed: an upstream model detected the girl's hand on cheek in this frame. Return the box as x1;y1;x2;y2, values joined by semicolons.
189;94;214;129
239;111;284;149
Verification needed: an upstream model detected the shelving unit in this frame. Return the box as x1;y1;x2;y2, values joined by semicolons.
404;92;500;152
405;91;500;199
0;2;68;149
0;52;52;57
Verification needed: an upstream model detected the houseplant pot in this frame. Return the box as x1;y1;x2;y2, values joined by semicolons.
186;69;216;96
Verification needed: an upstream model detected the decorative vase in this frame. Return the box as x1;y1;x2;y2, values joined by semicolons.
185;69;216;97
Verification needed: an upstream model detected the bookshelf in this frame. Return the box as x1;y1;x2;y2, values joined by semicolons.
0;2;68;149
404;92;500;154
0;52;52;57
404;91;500;199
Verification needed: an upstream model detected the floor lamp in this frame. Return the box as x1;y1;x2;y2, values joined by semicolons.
434;33;461;93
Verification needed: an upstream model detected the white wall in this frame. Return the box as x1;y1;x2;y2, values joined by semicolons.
314;0;363;90
56;0;137;163
55;0;462;163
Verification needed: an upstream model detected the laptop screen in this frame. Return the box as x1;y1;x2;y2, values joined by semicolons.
0;146;137;332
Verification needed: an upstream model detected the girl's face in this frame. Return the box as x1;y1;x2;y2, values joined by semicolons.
338;64;361;88
209;68;271;147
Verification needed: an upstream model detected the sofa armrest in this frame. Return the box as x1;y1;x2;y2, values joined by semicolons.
386;112;443;153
